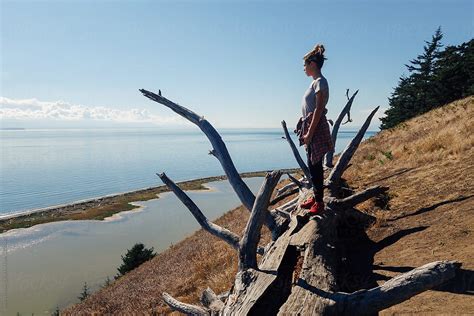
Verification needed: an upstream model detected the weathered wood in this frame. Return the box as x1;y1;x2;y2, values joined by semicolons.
223;214;303;315
239;171;282;271
271;187;299;206
158;172;265;255
149;89;459;316
200;287;224;314
272;208;291;220
275;196;299;214
280;211;340;315
324;90;359;168
276;182;298;196
269;196;300;221
158;172;241;251
281;120;312;184
275;176;305;197
332;185;389;209
326;106;379;194
162;292;209;316
140;89;285;237
287;173;304;189
343;261;460;315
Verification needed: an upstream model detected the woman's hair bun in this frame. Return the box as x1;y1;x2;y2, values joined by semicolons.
313;44;325;56
303;43;326;60
303;43;327;68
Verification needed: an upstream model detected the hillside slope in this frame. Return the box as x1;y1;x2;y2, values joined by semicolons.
65;96;473;315
344;96;473;314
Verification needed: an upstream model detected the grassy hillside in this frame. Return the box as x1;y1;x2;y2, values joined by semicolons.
64;96;473;315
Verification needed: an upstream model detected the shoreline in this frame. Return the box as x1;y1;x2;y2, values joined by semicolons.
0;168;299;233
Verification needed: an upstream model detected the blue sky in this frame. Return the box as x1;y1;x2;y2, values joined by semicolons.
1;0;473;130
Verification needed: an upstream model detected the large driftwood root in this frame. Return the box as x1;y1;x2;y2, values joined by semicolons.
140;89;459;315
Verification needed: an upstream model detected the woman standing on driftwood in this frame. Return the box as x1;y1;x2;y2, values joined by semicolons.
299;44;334;214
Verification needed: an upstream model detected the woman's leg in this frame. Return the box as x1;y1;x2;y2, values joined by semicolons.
307;158;324;202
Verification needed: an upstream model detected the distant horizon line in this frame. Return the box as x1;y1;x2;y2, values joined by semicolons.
0;126;379;132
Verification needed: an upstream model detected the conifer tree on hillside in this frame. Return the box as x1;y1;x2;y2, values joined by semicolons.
432;39;474;104
116;243;156;278
381;27;473;129
381;27;444;129
407;27;443;111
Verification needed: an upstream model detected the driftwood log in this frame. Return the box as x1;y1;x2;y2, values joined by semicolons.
140;89;459;315
324;89;358;168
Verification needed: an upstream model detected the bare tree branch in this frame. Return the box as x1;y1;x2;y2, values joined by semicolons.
281;120;312;184
287;173;304;189
239;171;282;271
270;187;299;206
200;287;224;314
344;261;460;315
140;89;254;210
325;89;359;168
277;182;298;196
140;89;283;235
326;106;379;194
342;89;354;125
158;172;241;250
158;172;266;255
162;292;209;316
331;185;389;209
273;175;305;203
274;196;299;215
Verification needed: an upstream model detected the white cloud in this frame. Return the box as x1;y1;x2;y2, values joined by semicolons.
0;97;188;125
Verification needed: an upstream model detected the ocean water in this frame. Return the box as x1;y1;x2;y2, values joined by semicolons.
0;128;376;215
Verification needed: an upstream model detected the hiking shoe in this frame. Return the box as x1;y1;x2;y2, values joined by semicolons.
300;197;315;209
308;201;325;215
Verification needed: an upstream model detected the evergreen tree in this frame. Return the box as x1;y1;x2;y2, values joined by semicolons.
102;276;112;288
78;282;90;302
407;26;444;112
116;243;156;278
432;39;474;104
381;28;473;129
51;306;60;316
381;27;444;129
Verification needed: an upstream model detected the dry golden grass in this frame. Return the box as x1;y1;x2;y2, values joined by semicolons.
64;96;473;315
343;96;474;315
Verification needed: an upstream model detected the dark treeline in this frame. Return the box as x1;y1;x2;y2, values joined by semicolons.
380;27;474;129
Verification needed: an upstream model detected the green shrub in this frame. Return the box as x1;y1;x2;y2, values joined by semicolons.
381;150;393;160
78;282;90;302
116;243;156;278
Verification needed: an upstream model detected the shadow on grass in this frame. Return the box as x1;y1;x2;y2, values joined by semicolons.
339;220;473;296
337;208;429;292
436;268;474;295
363;167;417;186
389;194;474;221
374;226;428;252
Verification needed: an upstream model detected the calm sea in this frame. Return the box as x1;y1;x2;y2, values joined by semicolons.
0;128;376;215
